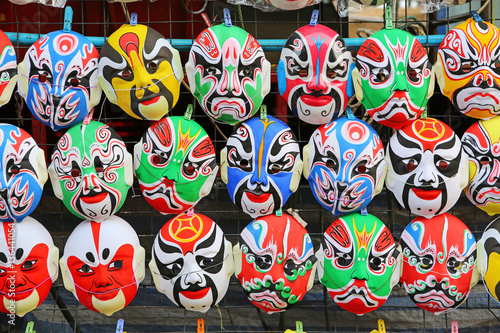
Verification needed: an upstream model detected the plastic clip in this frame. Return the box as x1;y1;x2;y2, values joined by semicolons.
197;318;205;333
451;320;458;333
385;5;393;30
471;11;482;22
369;319;385;333
361;207;368;216
184;104;194;120
116;319;124;333
310;9;319;27
187;207;195;217
130;13;138;26
296;321;303;333
83;109;94;125
345;106;355;120
260;105;267;120
25;322;35;333
63;6;73;32
276;207;282;217
223;8;232;27
420;106;428;119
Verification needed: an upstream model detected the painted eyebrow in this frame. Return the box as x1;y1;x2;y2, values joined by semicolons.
158;237;182;255
435;135;458;152
395;131;421;151
195;226;217;252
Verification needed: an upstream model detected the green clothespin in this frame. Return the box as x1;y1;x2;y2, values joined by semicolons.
184;104;193;120
276;207;282;217
63;6;73;32
420;106;428;119
385;5;393;30
296;321;303;333
25;322;35;333
260;105;267;120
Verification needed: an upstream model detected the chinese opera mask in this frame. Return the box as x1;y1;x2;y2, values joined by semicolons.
185;24;271;125
316;212;401;315
462;116;500;215
303;116;387;215
98;24;183;120
277;24;354;125
221;116;302;218
0;217;59;317
134;116;218;215
477;217;500;303
234;213;316;313
435;18;500;120
352;29;434;129
385;118;469;218
0;29;17;107
400;214;478;314
0;124;48;223
60;216;145;316
18;30;101;131
48;121;133;221
149;213;233;313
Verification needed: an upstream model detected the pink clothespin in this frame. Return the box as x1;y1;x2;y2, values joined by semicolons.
451;320;458;333
83;108;94;125
187;207;194;217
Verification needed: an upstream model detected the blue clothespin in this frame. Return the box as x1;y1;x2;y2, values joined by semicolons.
310;9;319;27
184;104;193;120
223;8;232;27
116;319;124;333
385;5;393;30
63;6;73;32
471;11;482;22
25;322;35;333
130;13;138;26
345;106;355;120
260;105;267;120
361;207;368;216
276;207;282;217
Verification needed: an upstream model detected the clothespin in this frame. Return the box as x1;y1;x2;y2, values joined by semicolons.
361;207;368;216
451;320;458;333
197;319;205;333
223;8;232;27
184;104;194;120
420;106;428;119
130;13;138;26
260;105;267;120
309;10;319;27
201;13;212;27
471;11;482;22
295;321;303;333
345;106;355;120
385;5;393;30
116;319;124;333
276;207;282;217
187;207;195;217
25;322;35;333
83;109;94;125
369;319;386;333
63;6;73;32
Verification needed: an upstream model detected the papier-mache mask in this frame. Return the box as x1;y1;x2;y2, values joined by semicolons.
220;116;302;218
0;217;59;317
303;116;387;215
234;213;316;313
49;121;133;221
386;118;469;218
17;30;101;131
353;28;434;129
462;116;500;215
277;24;354;125
0;29;17;107
316;212;401;315
477;216;500;303
98;23;183;120
0;124;48;223
185;24;271;125
435;18;500;120
400;214;478;314
134;116;218;215
149;212;233;313
60;216;145;316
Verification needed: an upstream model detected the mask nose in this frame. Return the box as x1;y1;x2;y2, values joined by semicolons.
51;94;61;107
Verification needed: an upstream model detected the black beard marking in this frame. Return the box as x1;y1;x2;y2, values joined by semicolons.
402;174;448;216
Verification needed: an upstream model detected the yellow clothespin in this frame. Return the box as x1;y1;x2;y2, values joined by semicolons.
370;319;386;333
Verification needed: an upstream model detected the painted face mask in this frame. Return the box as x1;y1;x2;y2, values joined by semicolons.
134;116;218;215
221;116;302;218
277;24;354;125
185;24;271;125
0;217;59;317
352;29;434;129
386;118;469;218
149;212;233;313
316;212;400;315
435;18;500;120
0;29;17;108
17;30;101;131
60;216;145;316
0;124;48;223
48;121;133;221
303;116;387;215
234;213;316;313
477;217;500;303
462;116;500;215
98;24;183;120
400;214;478;314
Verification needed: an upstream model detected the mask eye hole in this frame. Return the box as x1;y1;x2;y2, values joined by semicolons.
152;155;162;164
148;62;158;71
240;159;249;168
241;67;252;77
39;73;47;82
357;165;367;173
408;69;418;78
270;164;281;174
299;69;308;78
326;159;336;169
71;168;81;177
207;66;220;76
327;70;337;79
186;165;195;175
121;70;132;79
462;63;472;73
79;264;93;273
70;78;80;87
480;156;491;165
10;166;19;175
95;163;104;173
406;159;417;172
437;160;450;170
376;72;386;81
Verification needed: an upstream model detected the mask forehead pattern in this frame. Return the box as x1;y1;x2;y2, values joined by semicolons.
187;24;270;125
356;29;432;129
400;214;476;314
225;116;300;218
278;24;353;125
20;30;100;131
0;29;17;107
236;213;316;313
318;213;398;315
99;24;182;120
306;117;386;215
134;116;217;215
437;18;500;119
